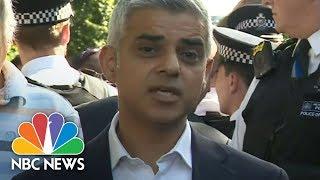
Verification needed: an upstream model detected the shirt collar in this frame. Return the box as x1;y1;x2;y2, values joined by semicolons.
21;55;76;77
1;61;27;103
108;112;192;169
308;29;320;56
230;108;241;122
109;112;132;170
165;119;192;168
21;55;80;85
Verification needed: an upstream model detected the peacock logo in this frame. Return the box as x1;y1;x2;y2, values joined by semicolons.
12;112;84;155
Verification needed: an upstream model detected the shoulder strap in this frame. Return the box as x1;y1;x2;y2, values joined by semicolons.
25;77;98;106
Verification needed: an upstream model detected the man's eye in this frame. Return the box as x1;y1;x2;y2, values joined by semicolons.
138;46;156;56
180;50;201;63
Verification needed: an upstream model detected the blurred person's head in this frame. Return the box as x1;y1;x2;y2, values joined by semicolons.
0;0;16;68
13;0;74;64
212;27;265;115
264;0;320;38
70;48;102;73
99;0;214;125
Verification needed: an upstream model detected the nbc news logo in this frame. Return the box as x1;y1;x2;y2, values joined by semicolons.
11;112;85;171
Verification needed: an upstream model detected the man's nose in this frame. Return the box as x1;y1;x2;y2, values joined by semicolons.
158;53;180;76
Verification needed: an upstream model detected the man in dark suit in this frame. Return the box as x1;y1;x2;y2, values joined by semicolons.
14;0;288;179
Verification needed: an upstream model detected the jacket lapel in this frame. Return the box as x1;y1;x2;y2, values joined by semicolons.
85;124;113;179
191;128;235;180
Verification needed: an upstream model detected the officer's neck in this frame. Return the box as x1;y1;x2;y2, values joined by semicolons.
228;82;248;116
18;44;66;66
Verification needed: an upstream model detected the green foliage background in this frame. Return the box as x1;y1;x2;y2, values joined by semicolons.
7;0;117;60
68;0;117;58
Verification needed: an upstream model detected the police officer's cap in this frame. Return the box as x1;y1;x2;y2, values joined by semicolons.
13;0;74;26
213;27;273;65
227;5;277;37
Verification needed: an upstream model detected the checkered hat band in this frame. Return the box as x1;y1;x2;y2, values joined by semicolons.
217;43;253;65
15;3;73;25
235;19;275;31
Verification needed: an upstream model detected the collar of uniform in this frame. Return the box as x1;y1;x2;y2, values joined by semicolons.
308;29;320;56
229;108;241;122
0;61;27;104
108;112;192;170
21;55;80;85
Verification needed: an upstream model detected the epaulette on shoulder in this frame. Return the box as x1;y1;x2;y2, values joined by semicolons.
252;41;277;78
274;38;298;52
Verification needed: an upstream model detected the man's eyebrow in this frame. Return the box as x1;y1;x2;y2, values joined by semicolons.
180;37;204;46
136;34;165;42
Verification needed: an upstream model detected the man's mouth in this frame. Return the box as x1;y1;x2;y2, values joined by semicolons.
149;86;182;103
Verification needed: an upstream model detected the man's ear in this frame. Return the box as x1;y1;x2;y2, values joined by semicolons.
99;45;117;83
228;72;239;94
199;60;214;100
61;23;70;45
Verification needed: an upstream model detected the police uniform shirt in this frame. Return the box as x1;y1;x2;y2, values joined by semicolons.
21;55;80;86
229;77;260;151
292;29;320;76
308;29;320;74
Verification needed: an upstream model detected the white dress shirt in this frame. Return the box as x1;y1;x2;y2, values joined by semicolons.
108;112;192;180
292;29;320;76
307;29;320;74
21;55;80;86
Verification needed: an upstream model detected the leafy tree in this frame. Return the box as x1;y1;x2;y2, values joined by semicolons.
68;0;117;58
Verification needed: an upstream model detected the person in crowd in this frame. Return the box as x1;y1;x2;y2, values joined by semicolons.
14;0;288;179
13;0;117;106
195;4;282;138
190;44;231;137
229;0;320;179
211;27;277;149
0;0;82;179
69;48;107;80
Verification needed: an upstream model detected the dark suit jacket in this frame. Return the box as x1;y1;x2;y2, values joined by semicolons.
14;124;288;180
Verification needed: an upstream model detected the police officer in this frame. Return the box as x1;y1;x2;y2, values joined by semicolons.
13;0;118;106
196;4;281;138
240;0;320;179
211;27;278;149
